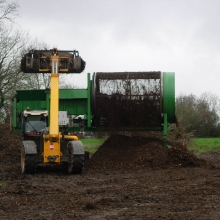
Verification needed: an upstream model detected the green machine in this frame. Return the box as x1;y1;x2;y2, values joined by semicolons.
13;71;175;147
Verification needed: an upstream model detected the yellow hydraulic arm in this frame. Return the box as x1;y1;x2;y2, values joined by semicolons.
41;48;85;163
43;51;62;163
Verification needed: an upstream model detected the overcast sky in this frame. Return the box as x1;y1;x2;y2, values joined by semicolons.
13;0;220;97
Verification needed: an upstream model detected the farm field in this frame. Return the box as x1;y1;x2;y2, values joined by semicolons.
187;138;220;153
1;124;220;220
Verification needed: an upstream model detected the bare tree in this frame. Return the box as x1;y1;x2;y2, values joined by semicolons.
0;1;47;121
59;75;79;89
199;92;220;116
0;23;29;121
176;93;220;137
197;93;220;136
0;0;19;21
0;0;20;122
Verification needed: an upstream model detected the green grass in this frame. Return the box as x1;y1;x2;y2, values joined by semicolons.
81;137;220;154
81;138;105;153
0;180;9;188
187;138;220;153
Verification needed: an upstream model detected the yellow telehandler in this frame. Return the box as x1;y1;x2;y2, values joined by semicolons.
20;48;86;174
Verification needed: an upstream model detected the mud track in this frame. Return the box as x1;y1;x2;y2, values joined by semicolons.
1;124;220;220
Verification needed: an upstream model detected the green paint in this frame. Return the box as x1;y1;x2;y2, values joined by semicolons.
163;72;175;123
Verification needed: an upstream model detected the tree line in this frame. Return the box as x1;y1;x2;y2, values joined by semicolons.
176;93;220;137
0;1;220;137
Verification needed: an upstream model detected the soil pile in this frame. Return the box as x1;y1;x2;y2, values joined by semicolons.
0;124;22;175
85;134;209;173
0;124;209;175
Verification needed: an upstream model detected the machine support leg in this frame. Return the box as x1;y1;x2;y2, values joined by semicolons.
163;113;168;148
87;73;91;127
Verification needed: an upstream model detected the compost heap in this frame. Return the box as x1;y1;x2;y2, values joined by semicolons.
85;134;209;173
0;124;22;176
0;124;208;175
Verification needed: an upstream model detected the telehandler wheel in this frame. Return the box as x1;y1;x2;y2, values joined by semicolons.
68;154;84;174
67;141;84;174
21;147;37;174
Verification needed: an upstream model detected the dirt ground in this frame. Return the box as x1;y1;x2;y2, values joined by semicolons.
1;124;220;220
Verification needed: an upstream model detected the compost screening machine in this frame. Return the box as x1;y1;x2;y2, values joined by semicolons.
13;48;175;174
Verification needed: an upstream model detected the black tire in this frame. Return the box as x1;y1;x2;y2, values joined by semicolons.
68;154;84;174
21;147;37;174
